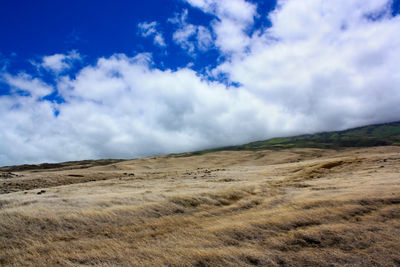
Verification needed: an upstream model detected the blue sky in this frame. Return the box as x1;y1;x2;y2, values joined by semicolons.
1;0;400;166
0;0;276;75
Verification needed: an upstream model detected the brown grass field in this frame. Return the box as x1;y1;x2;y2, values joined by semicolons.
1;146;400;266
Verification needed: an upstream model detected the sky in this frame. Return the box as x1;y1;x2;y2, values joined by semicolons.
1;0;400;166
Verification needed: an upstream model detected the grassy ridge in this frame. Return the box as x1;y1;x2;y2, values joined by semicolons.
191;121;400;155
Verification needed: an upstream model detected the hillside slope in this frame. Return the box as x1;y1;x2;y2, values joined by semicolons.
188;121;400;155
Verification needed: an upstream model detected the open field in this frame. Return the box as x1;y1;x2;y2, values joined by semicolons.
1;146;400;266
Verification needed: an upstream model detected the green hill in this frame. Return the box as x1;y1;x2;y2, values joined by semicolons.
190;121;400;155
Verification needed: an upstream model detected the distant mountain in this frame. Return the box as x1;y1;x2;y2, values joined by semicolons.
189;121;400;155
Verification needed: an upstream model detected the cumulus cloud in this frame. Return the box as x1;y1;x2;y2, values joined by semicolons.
170;9;213;54
2;73;53;98
137;21;166;47
1;54;275;166
1;0;400;166
185;0;257;54
215;0;400;129
39;50;81;74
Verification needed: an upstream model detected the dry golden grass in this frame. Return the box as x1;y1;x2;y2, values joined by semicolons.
1;146;400;266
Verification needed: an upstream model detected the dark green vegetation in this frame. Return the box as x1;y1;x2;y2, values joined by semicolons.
190;121;400;155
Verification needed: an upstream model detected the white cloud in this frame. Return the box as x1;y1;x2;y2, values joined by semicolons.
185;0;257;54
267;0;391;41
0;54;275;165
1;0;400;166
153;34;166;47
172;20;197;52
2;73;53;98
40;50;81;73
186;0;255;23
138;21;158;37
138;21;166;47
216;0;400;129
170;9;213;54
196;26;213;51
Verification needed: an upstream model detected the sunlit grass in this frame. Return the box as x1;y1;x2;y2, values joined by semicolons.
1;146;400;266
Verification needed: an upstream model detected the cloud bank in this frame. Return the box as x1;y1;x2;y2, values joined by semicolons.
1;0;400;166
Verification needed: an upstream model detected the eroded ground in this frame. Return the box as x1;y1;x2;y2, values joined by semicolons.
1;147;400;266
